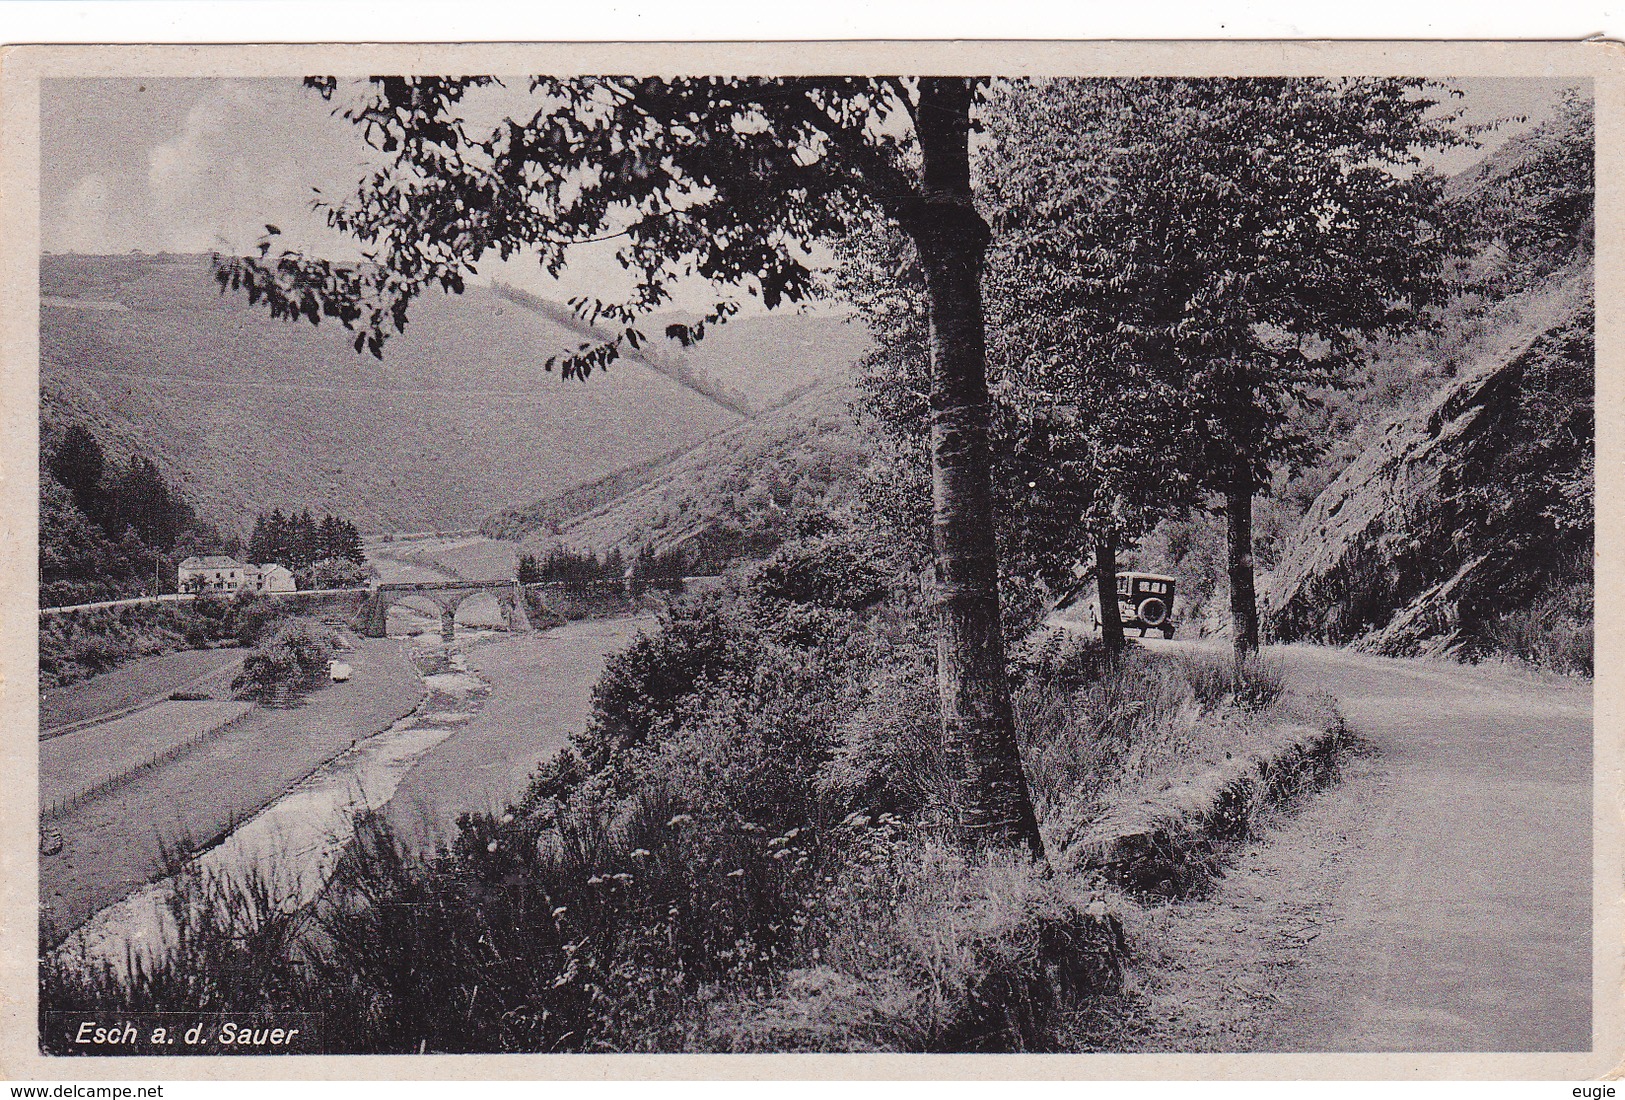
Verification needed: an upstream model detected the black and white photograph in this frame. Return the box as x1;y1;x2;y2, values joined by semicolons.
3;41;1614;1075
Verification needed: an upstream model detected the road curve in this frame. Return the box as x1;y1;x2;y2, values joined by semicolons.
1237;642;1593;1052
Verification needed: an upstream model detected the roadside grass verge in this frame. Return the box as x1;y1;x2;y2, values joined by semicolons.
1477;582;1593;677
1015;635;1346;897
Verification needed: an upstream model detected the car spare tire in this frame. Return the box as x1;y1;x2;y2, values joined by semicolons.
1137;596;1168;627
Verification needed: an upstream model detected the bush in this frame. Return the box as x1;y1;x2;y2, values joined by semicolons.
1479;583;1593;675
38;595;266;689
534;534;904;829
232;618;339;703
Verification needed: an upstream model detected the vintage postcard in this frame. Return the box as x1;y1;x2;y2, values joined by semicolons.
0;40;1617;1080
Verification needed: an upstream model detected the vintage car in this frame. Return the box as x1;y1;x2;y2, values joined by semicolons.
1087;571;1177;639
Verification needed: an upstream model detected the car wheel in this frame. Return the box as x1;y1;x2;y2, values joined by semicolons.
1137;596;1168;627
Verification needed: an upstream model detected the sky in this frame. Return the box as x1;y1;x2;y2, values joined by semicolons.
40;76;1586;308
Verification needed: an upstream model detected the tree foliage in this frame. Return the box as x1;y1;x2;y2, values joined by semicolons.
216;74;1046;855
989;78;1469;493
1449;87;1593;295
991;78;1467;653
232;618;341;703
39;420;235;605
247;508;365;569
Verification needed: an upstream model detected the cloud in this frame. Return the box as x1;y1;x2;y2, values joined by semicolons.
45;174;111;253
144;86;277;253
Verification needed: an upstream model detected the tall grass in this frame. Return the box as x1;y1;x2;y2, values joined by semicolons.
1480;587;1593;676
42;799;1126;1053
1014;637;1297;848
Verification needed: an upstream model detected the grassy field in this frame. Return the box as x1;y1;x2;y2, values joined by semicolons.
367;535;519;583
39;648;243;732
39;636;424;945
384;616;656;852
40;699;255;816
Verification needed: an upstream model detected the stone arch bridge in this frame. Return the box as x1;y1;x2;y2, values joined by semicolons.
361;580;533;641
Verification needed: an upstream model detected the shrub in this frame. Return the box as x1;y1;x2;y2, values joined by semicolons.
232;618;339;704
1171;649;1287;711
38;595;261;689
1479;582;1593;676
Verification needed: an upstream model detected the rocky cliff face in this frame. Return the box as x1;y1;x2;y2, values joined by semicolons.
1267;268;1592;657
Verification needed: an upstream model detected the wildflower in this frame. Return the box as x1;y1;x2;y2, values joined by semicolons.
552;906;568;918
726;868;746;878
500;812;514;824
667;814;693;827
611;872;633;884
486;840;499;853
588;875;604;885
630;848;652;860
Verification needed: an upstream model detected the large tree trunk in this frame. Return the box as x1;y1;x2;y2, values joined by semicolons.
1226;455;1260;667
1095;534;1126;657
910;78;1044;860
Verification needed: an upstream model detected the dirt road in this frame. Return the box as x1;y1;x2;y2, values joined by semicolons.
1115;640;1592;1053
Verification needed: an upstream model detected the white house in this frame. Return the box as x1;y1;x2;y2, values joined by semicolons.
178;556;297;595
178;555;247;594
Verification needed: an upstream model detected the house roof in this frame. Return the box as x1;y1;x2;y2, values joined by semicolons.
181;555;246;570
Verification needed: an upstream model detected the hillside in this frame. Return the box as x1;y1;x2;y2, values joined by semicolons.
1128;94;1595;656
492;281;873;416
1267;266;1592;657
497;377;870;568
650;309;873;413
40;254;744;535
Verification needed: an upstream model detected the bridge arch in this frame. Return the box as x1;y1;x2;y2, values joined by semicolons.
362;581;531;641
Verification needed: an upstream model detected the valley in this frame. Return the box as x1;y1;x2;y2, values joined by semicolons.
34;73;1597;1060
